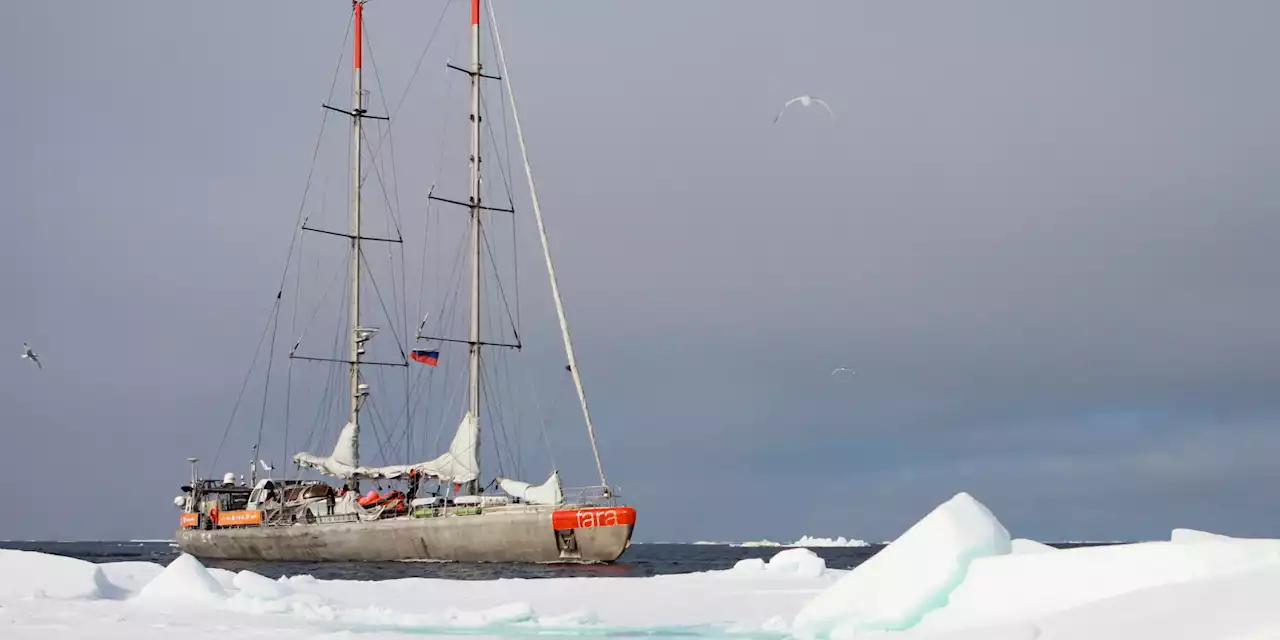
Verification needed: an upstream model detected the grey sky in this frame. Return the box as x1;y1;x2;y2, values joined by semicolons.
3;1;1279;543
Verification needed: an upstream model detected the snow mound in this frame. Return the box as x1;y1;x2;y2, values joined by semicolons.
916;537;1280;632
0;549;115;600
1171;528;1238;544
765;548;828;577
793;536;870;548
98;561;165;596
135;553;227;605
233;570;294;600
1010;539;1057;554
208;567;239;591
730;548;827;578
793;492;1011;636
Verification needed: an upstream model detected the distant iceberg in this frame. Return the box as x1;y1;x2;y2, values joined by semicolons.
730;535;870;548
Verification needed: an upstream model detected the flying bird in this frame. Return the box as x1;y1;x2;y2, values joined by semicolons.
831;367;854;377
773;94;836;123
21;343;41;369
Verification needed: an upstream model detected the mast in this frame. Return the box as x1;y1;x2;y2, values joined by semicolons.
466;0;484;494
348;0;365;476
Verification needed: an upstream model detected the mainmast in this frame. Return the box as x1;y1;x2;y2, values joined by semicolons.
465;0;484;495
348;0;366;476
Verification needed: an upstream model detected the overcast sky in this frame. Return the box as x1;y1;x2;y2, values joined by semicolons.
3;0;1279;543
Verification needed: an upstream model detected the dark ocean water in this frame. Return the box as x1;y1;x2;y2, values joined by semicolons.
0;540;1116;581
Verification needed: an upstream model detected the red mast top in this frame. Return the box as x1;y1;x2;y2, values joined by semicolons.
471;0;480;26
353;1;363;69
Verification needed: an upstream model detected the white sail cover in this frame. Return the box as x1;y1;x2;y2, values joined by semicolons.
498;470;565;506
293;412;480;484
293;420;360;478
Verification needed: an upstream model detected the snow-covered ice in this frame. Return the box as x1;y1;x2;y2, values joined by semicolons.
6;493;1280;639
1008;538;1057;554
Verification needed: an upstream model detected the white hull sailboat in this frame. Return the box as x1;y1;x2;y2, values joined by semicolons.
174;0;634;564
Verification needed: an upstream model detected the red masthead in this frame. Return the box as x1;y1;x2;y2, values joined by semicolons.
353;1;363;69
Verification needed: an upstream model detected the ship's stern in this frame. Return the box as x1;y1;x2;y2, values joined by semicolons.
550;505;636;563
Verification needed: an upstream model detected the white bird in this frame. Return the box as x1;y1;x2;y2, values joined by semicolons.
831;367;854;377
21;343;41;369
773;95;836;123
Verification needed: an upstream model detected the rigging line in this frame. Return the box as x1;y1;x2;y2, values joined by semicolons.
364;394;398;467
416;67;460;331
479;221;520;341
356;126;408;330
297;267;350;464
486;18;521;336
369;392;408;465
479;362;510;479
209;297;281;474
480;96;516;211
491;0;608;487
408;227;469;445
478;94;520;335
496;335;523;478
358;123;404;240
357;24;415;459
283;235;301;473
359;249;409;360
367;0;454;154
285;171;325;468
399;239;412;463
291;256;348;353
253;290;285;477
518;349;560;472
488;350;521;480
271;12;351;474
357;129;408;352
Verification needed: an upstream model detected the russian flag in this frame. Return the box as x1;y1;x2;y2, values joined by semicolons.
410;349;440;366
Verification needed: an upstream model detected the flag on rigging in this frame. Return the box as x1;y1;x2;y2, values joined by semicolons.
410;349;440;366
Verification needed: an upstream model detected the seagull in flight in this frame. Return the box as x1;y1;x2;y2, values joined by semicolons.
831;367;854;377
773;94;836;123
21;343;41;369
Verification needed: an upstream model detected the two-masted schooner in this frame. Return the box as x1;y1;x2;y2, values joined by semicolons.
173;0;635;563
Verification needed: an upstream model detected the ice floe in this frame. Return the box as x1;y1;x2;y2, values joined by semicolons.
6;493;1280;639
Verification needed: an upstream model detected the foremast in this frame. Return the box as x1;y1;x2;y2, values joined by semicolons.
348;0;366;477
465;0;484;496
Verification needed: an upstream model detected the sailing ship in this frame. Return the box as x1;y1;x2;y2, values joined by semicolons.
173;0;635;563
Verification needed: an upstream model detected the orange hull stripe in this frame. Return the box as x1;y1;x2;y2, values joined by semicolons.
214;510;264;526
552;506;637;530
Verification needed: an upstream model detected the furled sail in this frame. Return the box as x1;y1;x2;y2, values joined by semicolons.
498;470;565;506
293;421;360;478
293;412;480;484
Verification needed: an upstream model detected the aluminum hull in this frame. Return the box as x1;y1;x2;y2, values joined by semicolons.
175;505;633;563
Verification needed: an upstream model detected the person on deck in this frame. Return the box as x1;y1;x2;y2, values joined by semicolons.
407;470;420;502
